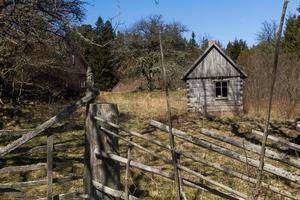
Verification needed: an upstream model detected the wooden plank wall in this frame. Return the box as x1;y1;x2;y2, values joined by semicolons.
187;77;243;112
187;48;240;79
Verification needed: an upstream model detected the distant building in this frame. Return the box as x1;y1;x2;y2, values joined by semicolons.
53;52;87;96
182;41;247;113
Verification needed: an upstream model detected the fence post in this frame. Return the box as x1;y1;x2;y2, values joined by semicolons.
47;133;53;200
84;103;120;200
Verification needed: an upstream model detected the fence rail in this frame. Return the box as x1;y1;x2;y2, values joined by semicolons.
93;114;300;200
252;130;300;152
150;120;300;184
0;91;96;199
94;117;297;199
1;101;299;200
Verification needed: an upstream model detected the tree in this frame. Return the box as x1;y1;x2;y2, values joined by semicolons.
256;20;278;53
0;0;85;102
80;17;118;90
136;52;160;91
96;20;118;90
199;36;223;51
115;15;188;91
226;39;248;62
283;6;300;56
188;32;198;49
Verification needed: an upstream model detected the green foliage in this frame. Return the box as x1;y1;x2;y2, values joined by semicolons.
79;17;118;90
283;6;300;56
187;32;199;49
226;39;248;62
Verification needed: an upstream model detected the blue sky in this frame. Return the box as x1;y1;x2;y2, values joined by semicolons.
83;0;300;47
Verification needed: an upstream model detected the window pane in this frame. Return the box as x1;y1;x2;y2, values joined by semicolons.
216;87;221;97
216;82;221;87
222;81;227;87
222;87;228;97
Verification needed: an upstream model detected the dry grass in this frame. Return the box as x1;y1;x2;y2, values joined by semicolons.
97;90;187;129
97;90;300;200
0;90;299;199
245;98;300;120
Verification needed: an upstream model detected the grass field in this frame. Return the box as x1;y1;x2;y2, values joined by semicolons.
0;90;299;199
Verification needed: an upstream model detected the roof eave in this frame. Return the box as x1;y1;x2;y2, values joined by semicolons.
181;44;215;81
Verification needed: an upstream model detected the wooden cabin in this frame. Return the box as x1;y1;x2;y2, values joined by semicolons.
53;53;87;96
182;41;247;113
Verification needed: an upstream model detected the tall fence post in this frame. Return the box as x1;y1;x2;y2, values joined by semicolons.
47;133;53;200
84;103;120;199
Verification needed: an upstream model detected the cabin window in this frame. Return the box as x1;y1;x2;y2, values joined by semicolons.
215;81;228;98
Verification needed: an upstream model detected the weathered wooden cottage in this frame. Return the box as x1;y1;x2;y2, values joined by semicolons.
182;41;247;113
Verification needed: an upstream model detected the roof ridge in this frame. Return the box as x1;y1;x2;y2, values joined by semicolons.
182;43;247;80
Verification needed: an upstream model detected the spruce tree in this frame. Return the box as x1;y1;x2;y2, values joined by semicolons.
83;16;118;90
188;32;198;49
283;6;300;56
226;39;248;62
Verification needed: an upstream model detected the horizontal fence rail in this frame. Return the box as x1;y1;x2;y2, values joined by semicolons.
95;150;244;200
97;124;248;199
0;163;46;174
0;92;94;158
37;192;88;200
93;181;140;200
0;129;34;137
95;116;300;200
0;66;97;200
1;99;299;200
199;127;300;168
150;120;300;185
252;130;300;152
0;175;82;189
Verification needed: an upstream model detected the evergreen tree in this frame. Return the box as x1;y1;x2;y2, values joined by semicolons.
188;32;198;49
95;17;105;42
226;39;248;62
81;16;118;90
283;6;300;56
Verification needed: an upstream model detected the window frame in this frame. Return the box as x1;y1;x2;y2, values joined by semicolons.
214;80;229;100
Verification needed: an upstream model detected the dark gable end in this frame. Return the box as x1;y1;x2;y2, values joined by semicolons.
182;43;247;81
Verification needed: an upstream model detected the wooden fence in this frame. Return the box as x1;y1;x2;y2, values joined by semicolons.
0;90;96;200
87;103;300;200
1;101;300;199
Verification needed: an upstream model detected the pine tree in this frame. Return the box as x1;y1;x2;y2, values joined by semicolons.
82;16;118;90
95;17;105;42
226;39;248;62
283;6;300;56
188;32;198;49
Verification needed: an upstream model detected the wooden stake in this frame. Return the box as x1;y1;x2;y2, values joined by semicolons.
177;155;187;200
125;137;132;200
159;29;181;200
47;134;53;200
253;0;289;199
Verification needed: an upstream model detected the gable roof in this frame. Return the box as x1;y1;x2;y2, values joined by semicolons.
182;43;247;81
